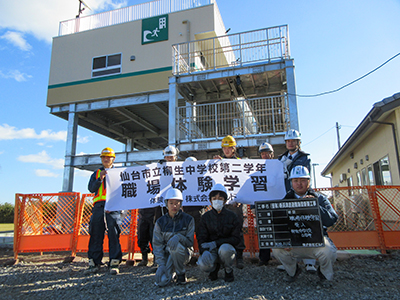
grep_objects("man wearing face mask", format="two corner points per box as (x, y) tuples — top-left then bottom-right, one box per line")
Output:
(196, 184), (241, 282)
(213, 135), (246, 269)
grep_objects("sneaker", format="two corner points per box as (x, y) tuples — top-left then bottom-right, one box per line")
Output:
(224, 270), (234, 282)
(277, 264), (286, 271)
(236, 258), (244, 269)
(284, 264), (302, 282)
(84, 259), (100, 275)
(306, 264), (317, 274)
(109, 259), (120, 275)
(208, 263), (220, 281)
(176, 273), (187, 285)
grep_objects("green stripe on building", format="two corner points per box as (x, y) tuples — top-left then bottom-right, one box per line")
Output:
(48, 66), (172, 89)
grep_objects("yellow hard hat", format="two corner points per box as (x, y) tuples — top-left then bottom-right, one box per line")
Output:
(221, 135), (236, 147)
(100, 147), (115, 157)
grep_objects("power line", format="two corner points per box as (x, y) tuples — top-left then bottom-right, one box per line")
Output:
(302, 126), (335, 146)
(291, 52), (400, 98)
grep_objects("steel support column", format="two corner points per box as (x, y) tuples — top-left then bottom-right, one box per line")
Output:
(169, 76), (178, 145)
(62, 104), (78, 192)
(285, 60), (299, 130)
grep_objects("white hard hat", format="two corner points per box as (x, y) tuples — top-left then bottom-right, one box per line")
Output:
(164, 188), (183, 206)
(285, 129), (301, 140)
(185, 156), (197, 162)
(289, 166), (310, 179)
(163, 145), (178, 157)
(209, 183), (228, 200)
(259, 142), (273, 153)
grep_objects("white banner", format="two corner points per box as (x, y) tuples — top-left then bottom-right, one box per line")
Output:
(105, 159), (286, 211)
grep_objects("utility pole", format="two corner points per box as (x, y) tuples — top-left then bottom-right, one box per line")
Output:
(336, 122), (341, 150)
(312, 163), (319, 188)
(76, 0), (91, 18)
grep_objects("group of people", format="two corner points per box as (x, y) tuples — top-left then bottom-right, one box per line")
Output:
(84, 129), (338, 285)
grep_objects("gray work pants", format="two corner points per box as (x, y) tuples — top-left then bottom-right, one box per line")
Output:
(156, 243), (193, 286)
(272, 236), (337, 280)
(197, 243), (236, 273)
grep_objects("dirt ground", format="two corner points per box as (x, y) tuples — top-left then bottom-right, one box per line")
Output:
(1, 248), (400, 300)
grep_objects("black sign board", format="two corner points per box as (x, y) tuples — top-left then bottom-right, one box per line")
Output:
(255, 198), (324, 248)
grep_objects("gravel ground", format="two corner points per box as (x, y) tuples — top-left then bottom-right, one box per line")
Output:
(0, 248), (399, 300)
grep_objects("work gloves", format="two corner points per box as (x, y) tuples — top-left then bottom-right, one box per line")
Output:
(201, 241), (217, 251)
(167, 235), (181, 251)
(199, 251), (214, 266)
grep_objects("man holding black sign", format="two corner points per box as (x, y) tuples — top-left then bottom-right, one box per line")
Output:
(272, 166), (338, 282)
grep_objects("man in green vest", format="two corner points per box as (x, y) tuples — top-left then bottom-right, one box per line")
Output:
(85, 147), (123, 275)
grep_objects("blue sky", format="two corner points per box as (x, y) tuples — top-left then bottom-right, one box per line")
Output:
(0, 0), (399, 204)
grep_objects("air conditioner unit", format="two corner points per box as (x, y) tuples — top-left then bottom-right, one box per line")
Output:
(339, 173), (347, 183)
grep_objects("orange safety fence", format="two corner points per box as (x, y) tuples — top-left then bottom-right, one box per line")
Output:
(13, 186), (400, 260)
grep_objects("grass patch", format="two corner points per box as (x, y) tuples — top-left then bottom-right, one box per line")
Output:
(0, 223), (14, 231)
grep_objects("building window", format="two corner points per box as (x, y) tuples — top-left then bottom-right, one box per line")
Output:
(356, 171), (361, 186)
(367, 165), (374, 185)
(347, 176), (353, 196)
(372, 155), (392, 185)
(92, 53), (122, 77)
(380, 155), (392, 185)
(361, 168), (367, 185)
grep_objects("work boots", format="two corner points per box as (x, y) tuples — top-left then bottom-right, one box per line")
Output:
(236, 251), (244, 269)
(224, 270), (234, 282)
(109, 259), (120, 275)
(137, 252), (148, 266)
(208, 263), (220, 281)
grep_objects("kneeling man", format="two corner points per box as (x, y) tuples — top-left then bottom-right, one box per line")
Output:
(153, 188), (194, 286)
(197, 184), (241, 282)
(273, 166), (338, 282)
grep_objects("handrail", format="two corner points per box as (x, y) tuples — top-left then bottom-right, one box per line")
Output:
(59, 0), (216, 36)
(177, 95), (289, 142)
(172, 25), (290, 75)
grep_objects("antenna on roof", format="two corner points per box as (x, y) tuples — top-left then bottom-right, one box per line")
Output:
(76, 0), (91, 18)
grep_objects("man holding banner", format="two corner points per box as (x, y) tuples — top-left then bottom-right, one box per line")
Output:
(272, 166), (338, 282)
(214, 135), (246, 269)
(85, 147), (123, 275)
(136, 145), (177, 267)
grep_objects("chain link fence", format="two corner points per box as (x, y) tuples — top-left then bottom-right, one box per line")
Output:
(13, 186), (400, 259)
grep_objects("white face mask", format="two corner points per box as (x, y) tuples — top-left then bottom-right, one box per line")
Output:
(212, 200), (224, 212)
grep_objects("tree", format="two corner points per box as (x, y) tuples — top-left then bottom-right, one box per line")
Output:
(0, 203), (14, 223)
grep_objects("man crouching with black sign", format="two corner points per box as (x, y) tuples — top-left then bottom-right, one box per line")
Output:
(272, 166), (338, 282)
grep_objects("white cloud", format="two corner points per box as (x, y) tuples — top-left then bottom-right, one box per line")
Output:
(0, 124), (66, 141)
(18, 150), (64, 169)
(0, 124), (90, 143)
(75, 169), (93, 177)
(0, 70), (32, 82)
(77, 136), (90, 144)
(35, 169), (59, 178)
(0, 0), (129, 43)
(0, 31), (32, 51)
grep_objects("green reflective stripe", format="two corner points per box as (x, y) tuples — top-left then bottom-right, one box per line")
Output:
(48, 66), (172, 89)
